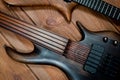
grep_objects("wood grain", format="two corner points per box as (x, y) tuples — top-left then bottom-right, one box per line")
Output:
(4, 0), (120, 8)
(0, 0), (69, 80)
(3, 0), (77, 21)
(0, 0), (120, 80)
(0, 33), (37, 80)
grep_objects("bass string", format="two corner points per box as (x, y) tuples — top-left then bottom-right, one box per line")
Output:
(64, 42), (90, 64)
(1, 17), (66, 51)
(0, 19), (89, 64)
(0, 12), (89, 64)
(0, 25), (66, 53)
(0, 14), (67, 46)
(0, 13), (68, 43)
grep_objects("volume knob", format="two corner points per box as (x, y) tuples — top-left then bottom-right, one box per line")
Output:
(103, 37), (108, 43)
(113, 40), (118, 46)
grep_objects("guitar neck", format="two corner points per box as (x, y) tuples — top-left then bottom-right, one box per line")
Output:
(0, 11), (90, 66)
(0, 11), (68, 53)
(68, 0), (120, 20)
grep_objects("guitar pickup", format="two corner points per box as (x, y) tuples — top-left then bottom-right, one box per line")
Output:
(84, 44), (120, 79)
(84, 44), (104, 74)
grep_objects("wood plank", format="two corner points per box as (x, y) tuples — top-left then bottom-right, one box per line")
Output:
(72, 6), (118, 32)
(0, 33), (37, 80)
(0, 0), (120, 80)
(4, 0), (120, 8)
(0, 1), (70, 80)
(20, 7), (81, 41)
(9, 6), (72, 80)
(3, 0), (77, 21)
(29, 65), (68, 80)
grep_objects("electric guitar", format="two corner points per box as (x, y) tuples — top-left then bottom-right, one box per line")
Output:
(64, 0), (120, 21)
(0, 11), (120, 80)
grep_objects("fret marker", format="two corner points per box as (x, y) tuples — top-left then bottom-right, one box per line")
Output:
(117, 13), (120, 20)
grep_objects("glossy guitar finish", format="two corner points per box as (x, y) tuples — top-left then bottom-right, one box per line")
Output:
(0, 11), (120, 80)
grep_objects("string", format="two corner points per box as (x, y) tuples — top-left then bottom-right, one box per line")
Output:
(0, 17), (68, 53)
(0, 13), (68, 43)
(0, 12), (90, 65)
(0, 19), (89, 64)
(0, 15), (67, 46)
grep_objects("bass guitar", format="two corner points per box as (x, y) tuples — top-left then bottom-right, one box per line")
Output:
(0, 11), (120, 80)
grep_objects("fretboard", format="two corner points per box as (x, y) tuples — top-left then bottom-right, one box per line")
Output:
(0, 11), (68, 53)
(66, 0), (120, 20)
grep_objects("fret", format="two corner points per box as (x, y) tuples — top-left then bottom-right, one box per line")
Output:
(79, 0), (83, 3)
(117, 13), (120, 20)
(105, 5), (112, 16)
(82, 0), (86, 5)
(80, 0), (84, 4)
(75, 0), (82, 3)
(109, 7), (116, 18)
(116, 10), (120, 20)
(96, 0), (102, 12)
(108, 6), (113, 16)
(85, 0), (90, 6)
(90, 0), (96, 9)
(113, 9), (119, 20)
(93, 0), (100, 10)
(100, 2), (106, 13)
(104, 3), (109, 14)
(88, 0), (93, 7)
(112, 8), (118, 18)
(69, 0), (120, 20)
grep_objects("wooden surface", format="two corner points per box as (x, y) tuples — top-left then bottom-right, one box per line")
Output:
(0, 0), (120, 80)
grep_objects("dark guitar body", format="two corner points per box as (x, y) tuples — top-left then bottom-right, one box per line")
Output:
(5, 22), (120, 80)
(6, 44), (91, 80)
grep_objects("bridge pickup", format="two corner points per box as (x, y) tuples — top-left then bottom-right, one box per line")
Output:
(84, 44), (120, 79)
(84, 44), (104, 74)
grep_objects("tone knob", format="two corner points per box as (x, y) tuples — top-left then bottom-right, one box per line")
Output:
(103, 37), (108, 43)
(113, 40), (118, 46)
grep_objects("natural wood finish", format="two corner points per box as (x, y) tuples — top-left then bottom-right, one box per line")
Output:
(3, 0), (120, 21)
(0, 0), (120, 80)
(0, 0), (69, 80)
(0, 12), (68, 53)
(0, 33), (37, 80)
(3, 0), (77, 21)
(4, 0), (120, 8)
(104, 0), (120, 8)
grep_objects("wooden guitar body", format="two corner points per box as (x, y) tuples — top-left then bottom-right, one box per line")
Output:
(0, 0), (120, 80)
(4, 21), (120, 80)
